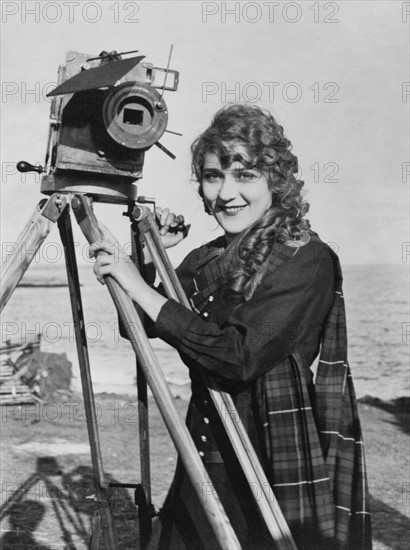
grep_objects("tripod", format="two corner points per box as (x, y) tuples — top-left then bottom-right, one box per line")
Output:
(1, 192), (297, 550)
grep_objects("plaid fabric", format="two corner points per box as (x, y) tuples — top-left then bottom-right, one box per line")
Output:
(314, 250), (372, 549)
(255, 248), (371, 549)
(156, 237), (372, 550)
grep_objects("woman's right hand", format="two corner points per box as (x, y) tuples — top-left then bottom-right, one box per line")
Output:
(155, 207), (190, 249)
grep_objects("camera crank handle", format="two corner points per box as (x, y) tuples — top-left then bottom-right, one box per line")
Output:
(154, 141), (175, 160)
(17, 161), (44, 174)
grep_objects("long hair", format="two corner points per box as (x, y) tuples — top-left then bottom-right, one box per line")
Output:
(191, 104), (310, 301)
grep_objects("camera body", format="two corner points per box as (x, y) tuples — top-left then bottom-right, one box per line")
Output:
(41, 50), (179, 203)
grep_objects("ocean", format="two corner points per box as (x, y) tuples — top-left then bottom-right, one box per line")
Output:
(1, 262), (408, 401)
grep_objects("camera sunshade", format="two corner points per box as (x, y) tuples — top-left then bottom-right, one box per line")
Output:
(47, 56), (146, 97)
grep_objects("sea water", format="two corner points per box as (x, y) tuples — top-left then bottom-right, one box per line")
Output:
(1, 263), (408, 401)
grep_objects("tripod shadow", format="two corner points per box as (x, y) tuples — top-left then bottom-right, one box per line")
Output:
(0, 500), (52, 550)
(0, 457), (137, 549)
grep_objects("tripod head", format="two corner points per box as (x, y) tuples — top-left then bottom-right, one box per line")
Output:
(17, 48), (180, 205)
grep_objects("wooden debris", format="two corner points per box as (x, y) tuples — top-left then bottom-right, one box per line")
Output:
(0, 334), (41, 405)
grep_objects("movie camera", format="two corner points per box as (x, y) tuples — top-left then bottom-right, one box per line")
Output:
(17, 49), (179, 203)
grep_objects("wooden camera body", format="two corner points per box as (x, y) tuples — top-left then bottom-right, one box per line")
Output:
(41, 50), (179, 203)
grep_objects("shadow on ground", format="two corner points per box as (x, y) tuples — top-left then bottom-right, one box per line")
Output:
(0, 457), (138, 549)
(370, 495), (410, 550)
(358, 396), (410, 436)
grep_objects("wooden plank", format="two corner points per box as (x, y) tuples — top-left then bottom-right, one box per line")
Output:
(0, 340), (40, 354)
(0, 395), (36, 405)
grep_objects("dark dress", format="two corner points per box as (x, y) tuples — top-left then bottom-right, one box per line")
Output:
(148, 233), (372, 550)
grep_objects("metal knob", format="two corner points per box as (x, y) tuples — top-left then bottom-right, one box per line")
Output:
(17, 161), (44, 174)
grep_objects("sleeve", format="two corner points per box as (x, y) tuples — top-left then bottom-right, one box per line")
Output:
(143, 247), (200, 338)
(154, 243), (335, 383)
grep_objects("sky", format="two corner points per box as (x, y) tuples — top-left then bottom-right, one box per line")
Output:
(1, 0), (409, 267)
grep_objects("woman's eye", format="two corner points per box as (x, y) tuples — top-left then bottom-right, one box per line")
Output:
(236, 171), (259, 182)
(203, 173), (222, 183)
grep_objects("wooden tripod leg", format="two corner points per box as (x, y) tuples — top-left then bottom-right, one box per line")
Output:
(209, 389), (298, 549)
(0, 195), (68, 312)
(130, 224), (153, 549)
(72, 195), (242, 550)
(134, 206), (298, 550)
(57, 207), (118, 550)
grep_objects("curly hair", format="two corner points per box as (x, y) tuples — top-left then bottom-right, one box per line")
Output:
(191, 104), (310, 302)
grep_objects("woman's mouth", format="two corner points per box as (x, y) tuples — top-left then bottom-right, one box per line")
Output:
(219, 205), (248, 215)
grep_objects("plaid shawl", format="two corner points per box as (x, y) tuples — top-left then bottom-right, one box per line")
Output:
(257, 248), (372, 549)
(314, 249), (372, 548)
(186, 240), (372, 549)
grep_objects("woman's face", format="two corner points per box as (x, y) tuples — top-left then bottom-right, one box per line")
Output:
(201, 144), (272, 236)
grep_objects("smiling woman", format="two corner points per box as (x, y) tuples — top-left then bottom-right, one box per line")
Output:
(192, 104), (311, 301)
(92, 104), (372, 550)
(201, 149), (273, 236)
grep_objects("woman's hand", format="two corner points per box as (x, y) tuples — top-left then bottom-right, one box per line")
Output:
(90, 240), (144, 299)
(89, 224), (168, 321)
(155, 207), (190, 249)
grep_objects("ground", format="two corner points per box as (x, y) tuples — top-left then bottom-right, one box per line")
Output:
(0, 394), (408, 549)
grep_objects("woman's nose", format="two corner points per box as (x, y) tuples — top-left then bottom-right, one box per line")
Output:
(217, 175), (238, 202)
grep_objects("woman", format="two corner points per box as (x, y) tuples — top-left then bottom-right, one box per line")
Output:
(91, 104), (372, 550)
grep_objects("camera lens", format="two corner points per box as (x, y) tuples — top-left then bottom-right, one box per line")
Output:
(103, 82), (168, 149)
